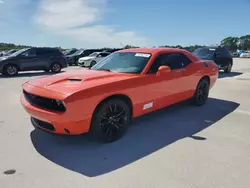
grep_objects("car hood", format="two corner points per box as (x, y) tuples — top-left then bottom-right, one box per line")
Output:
(26, 69), (136, 97)
(0, 56), (13, 62)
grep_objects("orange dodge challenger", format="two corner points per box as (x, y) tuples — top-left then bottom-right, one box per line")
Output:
(21, 48), (219, 142)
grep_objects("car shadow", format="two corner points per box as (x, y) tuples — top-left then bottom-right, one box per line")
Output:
(218, 71), (242, 79)
(30, 98), (239, 177)
(0, 71), (66, 78)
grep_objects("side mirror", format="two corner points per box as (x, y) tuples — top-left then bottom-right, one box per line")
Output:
(157, 65), (171, 75)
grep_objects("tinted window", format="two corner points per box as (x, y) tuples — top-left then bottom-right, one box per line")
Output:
(193, 48), (215, 60)
(220, 48), (231, 57)
(98, 53), (110, 57)
(36, 48), (57, 55)
(149, 52), (191, 73)
(20, 49), (36, 57)
(91, 52), (151, 74)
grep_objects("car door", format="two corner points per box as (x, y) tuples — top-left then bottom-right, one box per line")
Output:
(143, 52), (187, 112)
(18, 48), (39, 71)
(36, 48), (55, 69)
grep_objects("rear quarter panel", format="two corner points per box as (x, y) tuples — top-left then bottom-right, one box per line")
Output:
(182, 51), (218, 93)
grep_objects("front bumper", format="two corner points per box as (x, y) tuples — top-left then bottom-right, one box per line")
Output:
(78, 60), (91, 67)
(21, 93), (91, 135)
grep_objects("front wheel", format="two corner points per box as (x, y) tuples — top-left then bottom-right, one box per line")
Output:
(51, 62), (62, 73)
(3, 64), (19, 76)
(191, 78), (210, 106)
(90, 61), (97, 67)
(90, 99), (131, 143)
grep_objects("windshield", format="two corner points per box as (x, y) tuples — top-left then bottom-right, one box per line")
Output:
(9, 48), (28, 57)
(193, 48), (215, 60)
(73, 49), (84, 56)
(91, 52), (152, 74)
(89, 52), (100, 57)
(5, 49), (17, 56)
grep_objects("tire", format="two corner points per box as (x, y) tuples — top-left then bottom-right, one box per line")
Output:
(224, 61), (232, 73)
(3, 64), (19, 76)
(90, 61), (97, 67)
(191, 78), (210, 106)
(90, 99), (131, 143)
(51, 62), (62, 73)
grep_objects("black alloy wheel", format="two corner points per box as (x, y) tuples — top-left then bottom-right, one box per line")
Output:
(90, 99), (131, 143)
(51, 62), (62, 73)
(3, 64), (19, 76)
(192, 78), (210, 106)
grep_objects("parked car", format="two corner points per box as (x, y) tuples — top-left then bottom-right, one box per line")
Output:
(21, 48), (218, 143)
(233, 49), (244, 57)
(66, 49), (105, 66)
(193, 46), (233, 73)
(78, 52), (111, 67)
(0, 47), (68, 76)
(240, 51), (250, 58)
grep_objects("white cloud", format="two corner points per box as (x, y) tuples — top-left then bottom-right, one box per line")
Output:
(0, 1), (4, 4)
(35, 0), (149, 48)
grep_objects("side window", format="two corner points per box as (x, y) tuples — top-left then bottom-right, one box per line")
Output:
(98, 53), (109, 57)
(148, 52), (191, 73)
(165, 53), (191, 69)
(84, 50), (91, 56)
(22, 49), (36, 57)
(36, 48), (44, 56)
(222, 48), (231, 57)
(148, 54), (166, 73)
(215, 48), (224, 57)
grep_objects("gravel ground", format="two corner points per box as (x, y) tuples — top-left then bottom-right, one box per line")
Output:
(0, 58), (250, 188)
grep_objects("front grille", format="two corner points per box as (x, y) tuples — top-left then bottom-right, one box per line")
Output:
(23, 90), (66, 112)
(31, 117), (55, 132)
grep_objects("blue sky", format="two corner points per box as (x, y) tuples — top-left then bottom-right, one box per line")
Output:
(0, 0), (249, 48)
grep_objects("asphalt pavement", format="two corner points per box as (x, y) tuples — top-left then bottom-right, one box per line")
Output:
(0, 58), (250, 188)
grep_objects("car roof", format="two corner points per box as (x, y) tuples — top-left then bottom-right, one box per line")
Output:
(117, 47), (187, 54)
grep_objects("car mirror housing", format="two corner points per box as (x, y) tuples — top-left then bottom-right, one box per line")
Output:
(157, 65), (171, 75)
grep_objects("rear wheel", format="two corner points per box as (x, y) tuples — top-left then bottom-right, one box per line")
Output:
(51, 62), (61, 73)
(191, 78), (210, 106)
(90, 99), (131, 143)
(3, 64), (19, 76)
(224, 61), (232, 73)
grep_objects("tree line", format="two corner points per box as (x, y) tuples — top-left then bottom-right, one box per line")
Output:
(1, 35), (249, 52)
(220, 35), (250, 51)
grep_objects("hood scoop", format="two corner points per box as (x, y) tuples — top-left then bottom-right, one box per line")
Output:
(67, 78), (83, 82)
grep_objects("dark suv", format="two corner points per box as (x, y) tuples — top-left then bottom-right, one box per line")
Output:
(0, 47), (68, 76)
(193, 46), (233, 73)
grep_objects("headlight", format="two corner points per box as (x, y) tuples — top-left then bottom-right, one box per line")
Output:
(55, 100), (66, 108)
